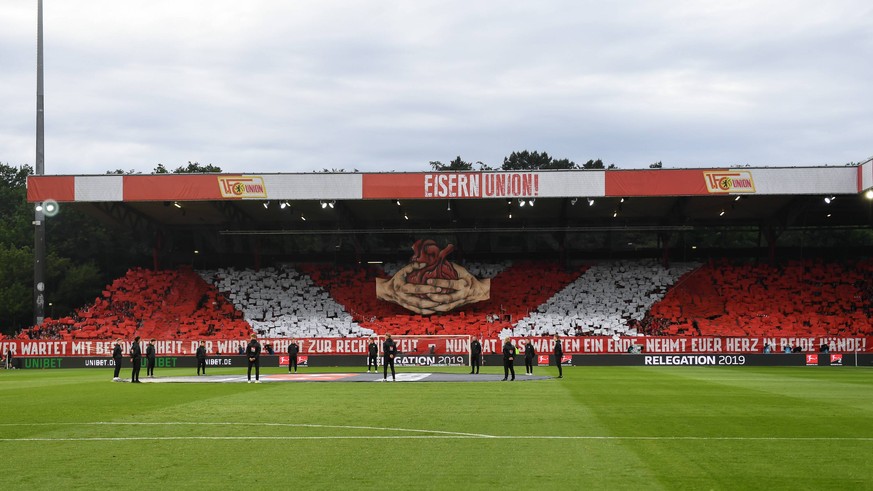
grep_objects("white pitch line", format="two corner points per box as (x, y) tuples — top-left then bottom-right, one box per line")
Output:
(1, 435), (872, 442)
(0, 422), (871, 442)
(0, 421), (496, 438)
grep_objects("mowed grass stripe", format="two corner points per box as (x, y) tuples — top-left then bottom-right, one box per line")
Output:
(0, 366), (870, 489)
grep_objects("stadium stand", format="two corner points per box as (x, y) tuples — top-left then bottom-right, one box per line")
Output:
(18, 267), (251, 341)
(199, 266), (375, 338)
(647, 259), (873, 337)
(16, 258), (872, 341)
(298, 260), (586, 338)
(509, 260), (700, 338)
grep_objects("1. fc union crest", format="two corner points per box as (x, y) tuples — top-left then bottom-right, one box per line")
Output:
(703, 170), (756, 194)
(218, 176), (267, 198)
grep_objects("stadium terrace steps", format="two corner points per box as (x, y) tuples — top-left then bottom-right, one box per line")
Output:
(300, 261), (587, 337)
(199, 266), (374, 338)
(17, 259), (872, 341)
(648, 259), (873, 337)
(19, 267), (251, 341)
(511, 260), (700, 338)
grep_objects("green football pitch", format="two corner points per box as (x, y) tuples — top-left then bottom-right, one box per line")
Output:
(1, 366), (871, 490)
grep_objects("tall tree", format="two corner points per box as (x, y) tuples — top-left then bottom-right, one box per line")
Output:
(502, 150), (577, 170)
(173, 161), (222, 173)
(430, 156), (473, 171)
(0, 162), (148, 334)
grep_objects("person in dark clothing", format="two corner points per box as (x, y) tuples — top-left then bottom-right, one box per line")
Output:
(246, 334), (261, 383)
(367, 338), (378, 373)
(5, 347), (13, 370)
(196, 341), (207, 376)
(553, 334), (564, 378)
(288, 339), (300, 373)
(523, 339), (537, 375)
(382, 334), (397, 381)
(469, 336), (482, 374)
(502, 338), (516, 381)
(146, 339), (156, 378)
(112, 338), (123, 381)
(130, 336), (142, 383)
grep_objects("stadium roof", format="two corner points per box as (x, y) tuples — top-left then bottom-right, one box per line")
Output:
(26, 163), (873, 233)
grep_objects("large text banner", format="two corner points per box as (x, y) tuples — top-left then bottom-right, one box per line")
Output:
(1, 336), (868, 358)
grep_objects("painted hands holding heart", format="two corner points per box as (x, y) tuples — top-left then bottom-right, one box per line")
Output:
(375, 240), (491, 315)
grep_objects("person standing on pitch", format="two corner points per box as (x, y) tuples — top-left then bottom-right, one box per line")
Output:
(196, 340), (207, 376)
(367, 337), (378, 373)
(553, 334), (564, 378)
(502, 338), (516, 381)
(288, 339), (300, 373)
(246, 334), (261, 383)
(382, 334), (397, 381)
(524, 338), (536, 375)
(130, 336), (142, 383)
(469, 336), (482, 374)
(112, 338), (123, 381)
(146, 339), (156, 378)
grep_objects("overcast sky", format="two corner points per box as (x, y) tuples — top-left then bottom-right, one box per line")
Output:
(1, 1), (872, 175)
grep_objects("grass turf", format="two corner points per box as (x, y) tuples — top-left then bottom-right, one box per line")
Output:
(1, 365), (871, 490)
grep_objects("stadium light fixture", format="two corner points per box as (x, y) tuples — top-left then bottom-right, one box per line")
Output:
(587, 198), (595, 206)
(827, 213), (832, 218)
(719, 209), (725, 216)
(570, 198), (578, 205)
(824, 196), (836, 204)
(528, 199), (535, 207)
(328, 200), (335, 209)
(734, 196), (741, 201)
(395, 199), (401, 206)
(280, 201), (290, 210)
(300, 214), (306, 221)
(613, 210), (618, 218)
(173, 201), (182, 209)
(866, 189), (873, 200)
(518, 198), (526, 207)
(446, 201), (451, 211)
(508, 212), (512, 219)
(404, 213), (409, 220)
(321, 201), (327, 209)
(620, 197), (626, 203)
(262, 201), (269, 209)
(35, 202), (43, 212)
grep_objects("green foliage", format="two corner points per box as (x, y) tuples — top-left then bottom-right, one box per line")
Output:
(430, 156), (473, 171)
(503, 150), (577, 170)
(173, 161), (222, 173)
(0, 162), (147, 332)
(0, 244), (32, 331)
(0, 163), (32, 246)
(430, 158), (493, 171)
